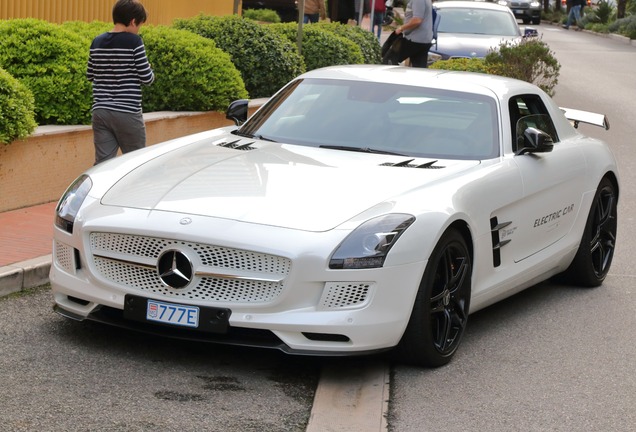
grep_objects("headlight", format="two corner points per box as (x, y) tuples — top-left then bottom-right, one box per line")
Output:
(329, 214), (415, 269)
(55, 174), (92, 233)
(530, 1), (541, 7)
(497, 0), (509, 6)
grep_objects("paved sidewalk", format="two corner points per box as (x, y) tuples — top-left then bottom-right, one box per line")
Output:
(0, 201), (56, 296)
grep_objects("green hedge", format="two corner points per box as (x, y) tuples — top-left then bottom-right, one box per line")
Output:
(431, 38), (560, 97)
(140, 26), (248, 112)
(243, 8), (282, 23)
(174, 14), (305, 98)
(315, 22), (382, 64)
(0, 68), (37, 144)
(269, 22), (364, 72)
(0, 18), (92, 125)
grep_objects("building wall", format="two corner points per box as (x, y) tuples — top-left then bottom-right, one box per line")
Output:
(0, 0), (240, 25)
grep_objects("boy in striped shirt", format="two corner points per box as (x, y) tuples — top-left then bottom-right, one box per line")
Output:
(87, 0), (154, 165)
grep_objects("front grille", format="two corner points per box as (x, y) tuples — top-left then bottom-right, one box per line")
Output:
(90, 233), (291, 304)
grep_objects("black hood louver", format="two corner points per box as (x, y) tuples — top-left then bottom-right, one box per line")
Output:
(380, 159), (444, 169)
(217, 139), (257, 150)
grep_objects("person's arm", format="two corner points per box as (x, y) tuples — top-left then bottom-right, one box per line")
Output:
(396, 16), (423, 35)
(319, 0), (327, 19)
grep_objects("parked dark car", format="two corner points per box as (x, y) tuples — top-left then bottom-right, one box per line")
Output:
(242, 0), (299, 22)
(497, 0), (541, 25)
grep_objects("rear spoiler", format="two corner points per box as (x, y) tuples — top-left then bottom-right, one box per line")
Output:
(560, 107), (610, 130)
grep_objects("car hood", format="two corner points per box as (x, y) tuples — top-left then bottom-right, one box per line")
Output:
(101, 135), (480, 231)
(433, 33), (520, 58)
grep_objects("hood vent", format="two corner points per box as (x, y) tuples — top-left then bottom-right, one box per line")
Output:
(217, 139), (257, 151)
(380, 159), (444, 169)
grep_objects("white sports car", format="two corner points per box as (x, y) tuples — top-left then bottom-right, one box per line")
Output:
(50, 65), (618, 367)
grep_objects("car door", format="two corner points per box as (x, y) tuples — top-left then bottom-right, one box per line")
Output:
(503, 94), (587, 263)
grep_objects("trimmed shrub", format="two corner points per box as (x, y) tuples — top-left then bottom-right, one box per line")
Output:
(608, 15), (636, 39)
(243, 8), (282, 23)
(174, 14), (304, 98)
(430, 38), (560, 96)
(0, 68), (37, 144)
(139, 26), (248, 112)
(61, 20), (113, 44)
(430, 58), (490, 73)
(0, 19), (92, 125)
(315, 21), (382, 64)
(269, 22), (364, 72)
(484, 38), (560, 96)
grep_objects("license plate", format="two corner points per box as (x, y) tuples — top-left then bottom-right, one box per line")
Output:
(123, 294), (231, 334)
(146, 300), (199, 328)
(514, 9), (522, 13)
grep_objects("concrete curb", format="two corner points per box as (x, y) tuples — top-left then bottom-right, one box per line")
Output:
(307, 360), (390, 432)
(0, 255), (51, 297)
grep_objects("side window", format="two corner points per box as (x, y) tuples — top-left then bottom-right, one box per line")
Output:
(508, 94), (559, 152)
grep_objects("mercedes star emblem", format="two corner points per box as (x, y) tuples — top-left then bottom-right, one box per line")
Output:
(157, 249), (193, 289)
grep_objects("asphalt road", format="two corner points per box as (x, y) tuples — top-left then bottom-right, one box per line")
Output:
(389, 24), (636, 431)
(1, 23), (635, 432)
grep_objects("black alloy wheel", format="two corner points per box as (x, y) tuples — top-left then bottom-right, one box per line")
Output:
(397, 228), (472, 367)
(559, 177), (617, 287)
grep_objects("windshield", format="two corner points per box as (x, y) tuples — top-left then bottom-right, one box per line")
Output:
(239, 78), (500, 160)
(437, 8), (520, 36)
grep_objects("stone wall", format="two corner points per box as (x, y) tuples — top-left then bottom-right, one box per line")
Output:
(0, 102), (264, 213)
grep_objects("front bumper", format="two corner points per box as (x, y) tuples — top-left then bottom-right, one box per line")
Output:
(50, 213), (428, 355)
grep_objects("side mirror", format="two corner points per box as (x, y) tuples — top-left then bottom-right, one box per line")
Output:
(523, 27), (539, 38)
(516, 127), (554, 155)
(226, 99), (249, 126)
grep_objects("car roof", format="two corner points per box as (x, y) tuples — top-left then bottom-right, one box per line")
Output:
(434, 0), (515, 12)
(297, 65), (540, 100)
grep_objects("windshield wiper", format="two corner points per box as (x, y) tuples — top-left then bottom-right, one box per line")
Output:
(253, 134), (277, 142)
(319, 145), (406, 156)
(231, 130), (278, 142)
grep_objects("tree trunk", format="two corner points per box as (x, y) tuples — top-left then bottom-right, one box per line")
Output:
(617, 0), (626, 18)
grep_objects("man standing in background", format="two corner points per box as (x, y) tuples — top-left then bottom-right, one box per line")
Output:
(304, 0), (327, 23)
(390, 0), (433, 67)
(87, 0), (154, 165)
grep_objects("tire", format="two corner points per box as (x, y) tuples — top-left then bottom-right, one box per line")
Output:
(532, 18), (541, 25)
(559, 177), (617, 287)
(396, 228), (472, 367)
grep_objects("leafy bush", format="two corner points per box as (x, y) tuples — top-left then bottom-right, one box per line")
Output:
(484, 38), (560, 96)
(0, 68), (37, 144)
(315, 21), (382, 64)
(581, 1), (615, 26)
(608, 14), (636, 39)
(269, 22), (364, 71)
(139, 26), (248, 112)
(61, 20), (113, 44)
(243, 8), (281, 23)
(0, 19), (92, 125)
(430, 58), (490, 73)
(430, 38), (560, 96)
(174, 14), (304, 98)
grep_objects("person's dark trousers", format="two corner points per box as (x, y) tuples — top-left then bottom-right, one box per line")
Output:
(304, 13), (319, 23)
(383, 38), (433, 68)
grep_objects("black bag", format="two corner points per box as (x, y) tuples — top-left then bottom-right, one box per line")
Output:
(381, 31), (405, 64)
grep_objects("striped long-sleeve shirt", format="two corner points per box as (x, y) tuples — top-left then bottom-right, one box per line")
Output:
(87, 32), (154, 114)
